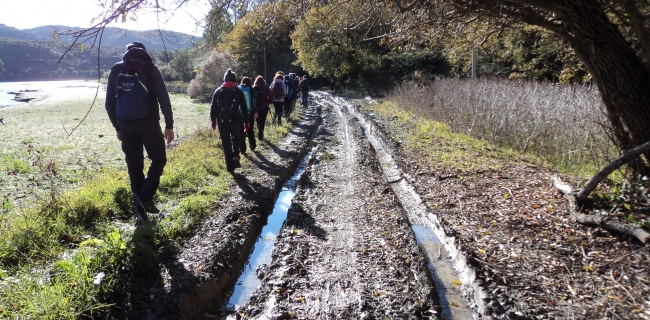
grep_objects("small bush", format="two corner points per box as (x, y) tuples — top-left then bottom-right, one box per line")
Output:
(188, 51), (239, 102)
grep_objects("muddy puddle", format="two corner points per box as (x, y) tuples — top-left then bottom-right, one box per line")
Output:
(226, 131), (319, 310)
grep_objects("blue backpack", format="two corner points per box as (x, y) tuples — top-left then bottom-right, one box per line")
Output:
(284, 77), (295, 100)
(239, 85), (253, 113)
(115, 59), (152, 122)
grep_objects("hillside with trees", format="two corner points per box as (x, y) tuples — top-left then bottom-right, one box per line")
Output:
(0, 37), (124, 81)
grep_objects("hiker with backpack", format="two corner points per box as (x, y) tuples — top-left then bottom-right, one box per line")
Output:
(270, 73), (287, 125)
(105, 42), (174, 223)
(299, 75), (310, 108)
(238, 77), (257, 153)
(283, 74), (296, 120)
(252, 76), (274, 141)
(211, 69), (247, 173)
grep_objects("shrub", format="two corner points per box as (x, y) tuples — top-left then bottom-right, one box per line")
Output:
(188, 51), (239, 102)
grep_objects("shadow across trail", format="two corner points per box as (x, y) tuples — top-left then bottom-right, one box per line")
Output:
(107, 223), (200, 320)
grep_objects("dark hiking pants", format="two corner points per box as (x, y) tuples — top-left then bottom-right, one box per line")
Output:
(256, 109), (269, 140)
(120, 121), (167, 204)
(218, 120), (241, 172)
(301, 90), (309, 107)
(272, 101), (284, 126)
(240, 110), (257, 153)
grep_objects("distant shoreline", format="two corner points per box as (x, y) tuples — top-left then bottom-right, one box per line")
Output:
(0, 80), (104, 109)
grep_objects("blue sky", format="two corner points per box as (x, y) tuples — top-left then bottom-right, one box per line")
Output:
(0, 0), (209, 36)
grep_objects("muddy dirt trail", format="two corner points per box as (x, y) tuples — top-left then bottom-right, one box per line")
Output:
(226, 93), (439, 319)
(130, 92), (481, 320)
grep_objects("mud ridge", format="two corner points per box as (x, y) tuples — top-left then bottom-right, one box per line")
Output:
(134, 105), (323, 319)
(229, 92), (439, 319)
(341, 94), (487, 319)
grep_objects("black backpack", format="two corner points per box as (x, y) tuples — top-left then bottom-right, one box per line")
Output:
(115, 59), (152, 122)
(284, 78), (295, 100)
(253, 86), (264, 108)
(215, 87), (240, 122)
(300, 78), (309, 90)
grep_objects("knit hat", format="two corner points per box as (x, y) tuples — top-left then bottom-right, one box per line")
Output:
(126, 42), (146, 51)
(224, 69), (237, 82)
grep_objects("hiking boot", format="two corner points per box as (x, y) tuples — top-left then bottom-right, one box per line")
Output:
(233, 156), (241, 168)
(132, 197), (150, 225)
(137, 197), (161, 214)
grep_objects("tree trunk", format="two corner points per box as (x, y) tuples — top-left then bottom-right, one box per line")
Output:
(557, 0), (650, 171)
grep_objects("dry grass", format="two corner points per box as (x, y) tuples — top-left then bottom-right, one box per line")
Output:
(388, 78), (616, 177)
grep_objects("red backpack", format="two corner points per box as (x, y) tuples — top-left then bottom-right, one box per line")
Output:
(271, 81), (284, 101)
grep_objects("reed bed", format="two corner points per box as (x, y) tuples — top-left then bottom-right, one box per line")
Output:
(389, 78), (616, 176)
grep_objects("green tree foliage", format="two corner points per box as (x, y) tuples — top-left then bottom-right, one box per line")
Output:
(167, 48), (195, 82)
(291, 1), (448, 93)
(291, 4), (381, 84)
(204, 1), (234, 47)
(221, 2), (297, 79)
(442, 23), (588, 83)
(188, 50), (239, 101)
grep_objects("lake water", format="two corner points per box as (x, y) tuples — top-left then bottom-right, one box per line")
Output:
(0, 80), (102, 108)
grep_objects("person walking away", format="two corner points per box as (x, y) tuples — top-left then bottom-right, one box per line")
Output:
(105, 42), (174, 223)
(270, 74), (286, 125)
(283, 74), (295, 120)
(290, 73), (299, 113)
(299, 75), (310, 108)
(238, 77), (257, 153)
(252, 76), (274, 141)
(211, 69), (246, 173)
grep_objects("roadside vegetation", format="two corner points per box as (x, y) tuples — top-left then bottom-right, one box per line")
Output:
(367, 79), (649, 232)
(387, 78), (614, 177)
(0, 92), (299, 318)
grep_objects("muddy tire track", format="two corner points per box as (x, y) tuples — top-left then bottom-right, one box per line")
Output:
(231, 93), (438, 319)
(129, 105), (322, 320)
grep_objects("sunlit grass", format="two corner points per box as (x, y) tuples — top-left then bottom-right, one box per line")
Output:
(367, 101), (535, 172)
(0, 93), (300, 318)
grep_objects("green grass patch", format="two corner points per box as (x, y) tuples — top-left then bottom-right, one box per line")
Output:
(0, 100), (300, 318)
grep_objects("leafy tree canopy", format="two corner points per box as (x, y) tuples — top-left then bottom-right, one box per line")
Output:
(222, 2), (297, 79)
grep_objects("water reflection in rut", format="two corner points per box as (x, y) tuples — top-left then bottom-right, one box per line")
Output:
(226, 149), (314, 309)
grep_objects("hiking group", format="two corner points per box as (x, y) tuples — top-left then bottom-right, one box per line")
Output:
(210, 69), (310, 173)
(105, 41), (310, 224)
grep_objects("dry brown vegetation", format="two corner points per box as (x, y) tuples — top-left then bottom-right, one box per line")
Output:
(389, 78), (615, 177)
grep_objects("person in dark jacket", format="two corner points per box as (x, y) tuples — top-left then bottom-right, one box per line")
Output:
(269, 73), (286, 126)
(210, 69), (247, 173)
(105, 42), (174, 222)
(238, 77), (257, 153)
(252, 76), (274, 141)
(299, 75), (310, 107)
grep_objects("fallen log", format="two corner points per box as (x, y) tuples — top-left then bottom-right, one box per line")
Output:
(553, 177), (650, 244)
(576, 141), (650, 204)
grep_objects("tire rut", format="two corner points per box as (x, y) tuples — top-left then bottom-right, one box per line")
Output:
(229, 93), (438, 319)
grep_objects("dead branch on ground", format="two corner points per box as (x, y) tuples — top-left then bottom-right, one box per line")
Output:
(553, 176), (650, 244)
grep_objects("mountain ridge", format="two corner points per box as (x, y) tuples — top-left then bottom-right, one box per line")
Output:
(0, 23), (200, 51)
